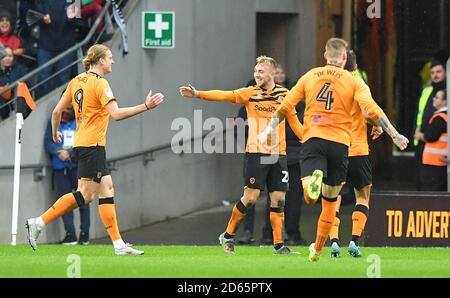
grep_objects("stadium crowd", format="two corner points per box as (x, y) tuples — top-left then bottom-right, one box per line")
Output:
(0, 0), (127, 121)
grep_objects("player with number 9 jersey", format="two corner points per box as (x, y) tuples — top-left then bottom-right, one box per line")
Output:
(25, 44), (164, 256)
(63, 72), (115, 147)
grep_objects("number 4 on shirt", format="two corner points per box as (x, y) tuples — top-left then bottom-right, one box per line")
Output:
(316, 83), (334, 110)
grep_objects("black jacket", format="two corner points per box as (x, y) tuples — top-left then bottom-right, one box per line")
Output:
(0, 62), (28, 101)
(36, 0), (77, 52)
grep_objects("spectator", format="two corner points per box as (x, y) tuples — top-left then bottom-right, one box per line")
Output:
(0, 10), (25, 57)
(44, 106), (90, 245)
(414, 89), (448, 191)
(18, 0), (36, 31)
(274, 64), (294, 89)
(420, 49), (449, 87)
(413, 61), (447, 190)
(0, 1), (17, 20)
(35, 0), (78, 97)
(16, 1), (40, 68)
(0, 46), (28, 119)
(0, 43), (5, 59)
(80, 0), (107, 35)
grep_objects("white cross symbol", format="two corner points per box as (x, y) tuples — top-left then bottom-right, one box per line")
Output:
(148, 14), (169, 38)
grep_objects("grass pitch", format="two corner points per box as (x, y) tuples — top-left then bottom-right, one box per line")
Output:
(0, 245), (448, 278)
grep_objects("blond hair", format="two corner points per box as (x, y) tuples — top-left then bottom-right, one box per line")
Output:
(83, 44), (110, 68)
(256, 55), (277, 70)
(325, 38), (348, 59)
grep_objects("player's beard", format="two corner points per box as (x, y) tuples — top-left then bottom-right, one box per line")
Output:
(258, 77), (271, 89)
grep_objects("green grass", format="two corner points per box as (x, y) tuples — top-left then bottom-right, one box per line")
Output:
(0, 245), (448, 278)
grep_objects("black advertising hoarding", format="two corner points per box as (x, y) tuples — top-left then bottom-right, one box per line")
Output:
(365, 191), (450, 247)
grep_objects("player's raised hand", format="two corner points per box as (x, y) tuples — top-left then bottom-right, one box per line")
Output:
(145, 90), (164, 110)
(53, 131), (63, 144)
(371, 126), (383, 140)
(179, 84), (199, 98)
(393, 134), (409, 151)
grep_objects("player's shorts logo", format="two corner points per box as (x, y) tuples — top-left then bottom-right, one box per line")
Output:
(97, 172), (102, 179)
(249, 177), (256, 184)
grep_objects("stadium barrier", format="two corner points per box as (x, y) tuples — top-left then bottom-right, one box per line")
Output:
(365, 191), (450, 247)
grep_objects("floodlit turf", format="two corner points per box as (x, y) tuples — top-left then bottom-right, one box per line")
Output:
(0, 245), (448, 278)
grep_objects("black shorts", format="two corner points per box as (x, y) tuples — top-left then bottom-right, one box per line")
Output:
(73, 146), (110, 183)
(300, 138), (348, 186)
(244, 153), (289, 192)
(346, 155), (372, 190)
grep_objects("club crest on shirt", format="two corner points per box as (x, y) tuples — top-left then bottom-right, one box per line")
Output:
(253, 94), (266, 100)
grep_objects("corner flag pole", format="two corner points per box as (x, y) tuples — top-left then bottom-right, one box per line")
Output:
(11, 111), (24, 246)
(11, 82), (36, 246)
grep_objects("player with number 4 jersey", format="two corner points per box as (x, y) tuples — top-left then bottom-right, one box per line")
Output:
(258, 38), (409, 262)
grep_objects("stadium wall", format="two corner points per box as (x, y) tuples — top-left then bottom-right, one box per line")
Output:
(0, 0), (317, 244)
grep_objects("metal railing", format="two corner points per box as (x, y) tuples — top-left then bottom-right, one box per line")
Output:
(0, 164), (48, 182)
(106, 127), (234, 169)
(0, 128), (236, 180)
(0, 0), (114, 111)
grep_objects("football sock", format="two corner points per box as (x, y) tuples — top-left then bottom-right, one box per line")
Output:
(41, 192), (78, 225)
(352, 204), (369, 244)
(329, 211), (340, 244)
(98, 197), (122, 242)
(315, 197), (337, 252)
(270, 207), (284, 247)
(225, 200), (248, 238)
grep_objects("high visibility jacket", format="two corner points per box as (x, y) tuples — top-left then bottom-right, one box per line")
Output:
(414, 86), (434, 146)
(355, 68), (368, 85)
(423, 112), (448, 166)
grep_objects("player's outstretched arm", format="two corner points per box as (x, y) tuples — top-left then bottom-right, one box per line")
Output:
(179, 84), (199, 98)
(179, 84), (238, 103)
(374, 115), (409, 150)
(105, 90), (164, 121)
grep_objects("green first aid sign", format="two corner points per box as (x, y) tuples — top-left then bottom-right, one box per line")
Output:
(142, 11), (175, 49)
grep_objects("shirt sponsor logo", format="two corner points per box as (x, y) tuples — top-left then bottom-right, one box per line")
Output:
(254, 105), (276, 113)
